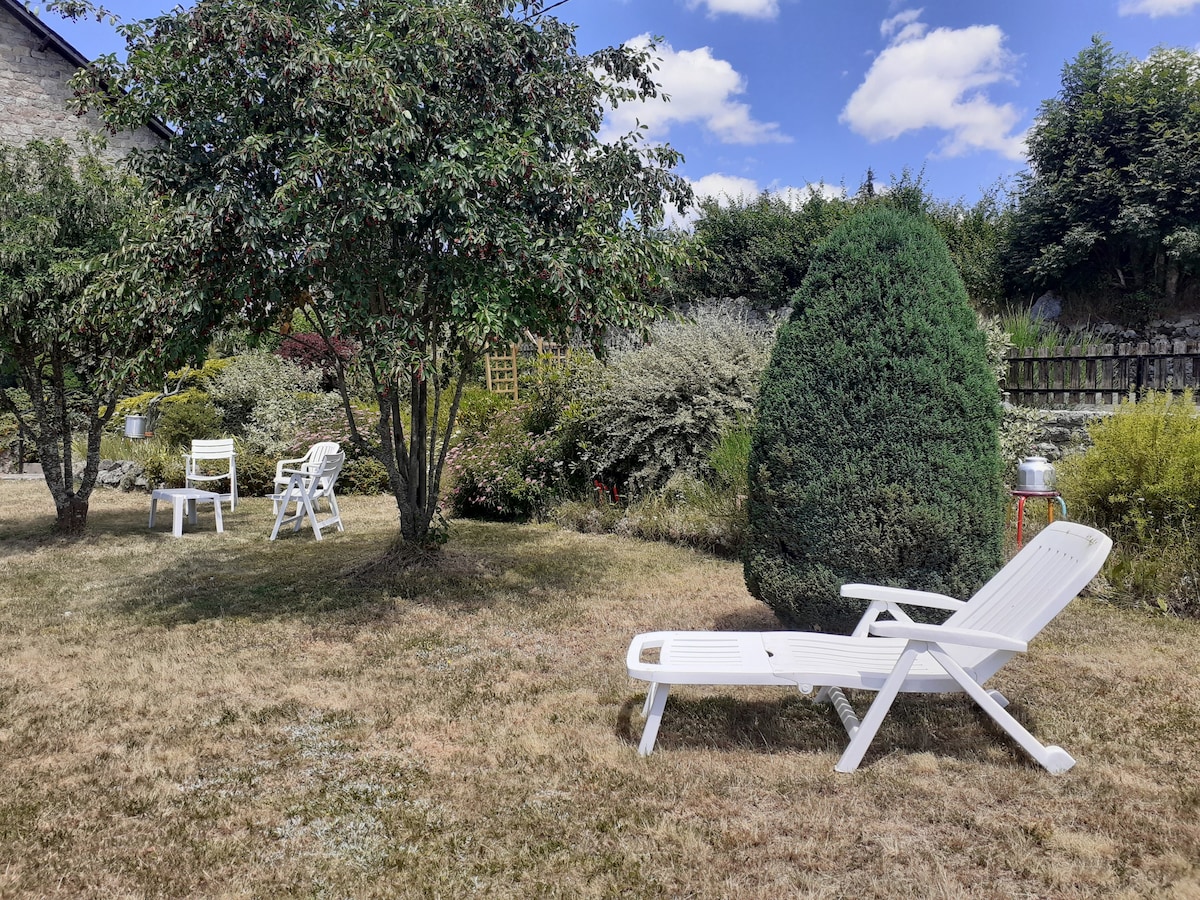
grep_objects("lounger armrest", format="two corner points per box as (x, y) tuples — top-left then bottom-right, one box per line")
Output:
(868, 620), (1027, 652)
(841, 584), (966, 611)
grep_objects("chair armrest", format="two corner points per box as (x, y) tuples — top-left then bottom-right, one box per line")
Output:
(275, 456), (304, 478)
(841, 584), (966, 611)
(868, 620), (1027, 652)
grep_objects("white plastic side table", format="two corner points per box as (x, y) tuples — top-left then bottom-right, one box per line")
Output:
(149, 487), (224, 537)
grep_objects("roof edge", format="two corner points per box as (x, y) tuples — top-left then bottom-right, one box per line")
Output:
(4, 0), (174, 143)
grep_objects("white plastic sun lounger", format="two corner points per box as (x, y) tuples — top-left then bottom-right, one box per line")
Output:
(627, 521), (1112, 773)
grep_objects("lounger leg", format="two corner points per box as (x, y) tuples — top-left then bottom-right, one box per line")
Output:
(642, 682), (658, 718)
(149, 498), (158, 529)
(638, 682), (671, 756)
(928, 647), (1075, 774)
(835, 645), (919, 773)
(213, 498), (224, 534)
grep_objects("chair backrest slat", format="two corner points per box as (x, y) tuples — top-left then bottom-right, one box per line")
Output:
(189, 438), (236, 459)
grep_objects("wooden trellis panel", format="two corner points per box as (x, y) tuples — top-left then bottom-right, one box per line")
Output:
(485, 343), (519, 400)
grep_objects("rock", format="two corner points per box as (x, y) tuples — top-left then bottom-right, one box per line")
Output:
(1030, 291), (1062, 321)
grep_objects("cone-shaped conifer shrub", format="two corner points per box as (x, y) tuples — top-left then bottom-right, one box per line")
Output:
(744, 206), (1004, 632)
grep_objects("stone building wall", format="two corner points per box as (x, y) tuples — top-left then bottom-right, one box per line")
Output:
(1030, 409), (1108, 461)
(0, 2), (162, 158)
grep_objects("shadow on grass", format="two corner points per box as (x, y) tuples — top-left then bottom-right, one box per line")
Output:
(617, 691), (1049, 771)
(104, 516), (623, 627)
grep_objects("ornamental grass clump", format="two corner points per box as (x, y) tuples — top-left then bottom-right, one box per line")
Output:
(744, 207), (1005, 633)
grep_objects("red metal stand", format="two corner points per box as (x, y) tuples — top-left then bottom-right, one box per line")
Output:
(1010, 490), (1066, 548)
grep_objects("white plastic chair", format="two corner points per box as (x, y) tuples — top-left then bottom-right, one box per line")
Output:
(269, 451), (345, 541)
(272, 441), (340, 513)
(627, 521), (1112, 773)
(183, 438), (238, 510)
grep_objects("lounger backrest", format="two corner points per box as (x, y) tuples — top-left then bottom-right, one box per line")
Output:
(942, 521), (1112, 677)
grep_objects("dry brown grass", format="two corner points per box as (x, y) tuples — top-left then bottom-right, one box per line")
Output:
(1, 479), (1199, 898)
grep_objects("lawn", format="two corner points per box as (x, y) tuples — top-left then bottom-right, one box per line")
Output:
(1, 480), (1198, 898)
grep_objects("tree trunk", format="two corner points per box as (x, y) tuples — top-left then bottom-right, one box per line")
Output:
(54, 495), (89, 536)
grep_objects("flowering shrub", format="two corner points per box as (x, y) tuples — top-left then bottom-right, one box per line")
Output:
(288, 398), (377, 458)
(445, 409), (565, 519)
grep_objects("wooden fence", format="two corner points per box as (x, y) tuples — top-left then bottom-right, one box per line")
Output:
(1005, 340), (1200, 406)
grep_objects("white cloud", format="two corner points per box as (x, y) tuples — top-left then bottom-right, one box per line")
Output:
(1119, 0), (1200, 15)
(841, 11), (1026, 160)
(687, 0), (779, 20)
(602, 35), (790, 145)
(665, 174), (843, 228)
(881, 8), (926, 41)
(778, 182), (846, 206)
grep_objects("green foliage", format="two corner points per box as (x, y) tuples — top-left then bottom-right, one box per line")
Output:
(243, 390), (342, 456)
(446, 408), (564, 520)
(207, 351), (322, 431)
(678, 172), (1011, 315)
(229, 445), (279, 497)
(454, 386), (514, 435)
(1009, 38), (1200, 316)
(1056, 392), (1200, 617)
(590, 304), (777, 492)
(73, 0), (697, 545)
(1056, 392), (1200, 541)
(977, 313), (1012, 387)
(707, 422), (752, 497)
(999, 405), (1050, 485)
(553, 471), (747, 557)
(135, 441), (186, 489)
(152, 389), (222, 448)
(745, 207), (1006, 632)
(618, 473), (747, 556)
(1000, 307), (1102, 351)
(339, 456), (390, 495)
(678, 189), (855, 308)
(516, 352), (607, 488)
(925, 187), (1012, 314)
(1098, 530), (1200, 618)
(0, 138), (201, 531)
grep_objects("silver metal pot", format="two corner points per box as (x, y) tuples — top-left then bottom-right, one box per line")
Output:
(1016, 456), (1055, 491)
(124, 415), (147, 439)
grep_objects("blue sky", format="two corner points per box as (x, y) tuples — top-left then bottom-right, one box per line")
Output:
(37, 0), (1200, 222)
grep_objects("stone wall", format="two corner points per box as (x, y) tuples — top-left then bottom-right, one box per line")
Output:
(1030, 408), (1109, 461)
(1086, 316), (1200, 344)
(0, 3), (161, 159)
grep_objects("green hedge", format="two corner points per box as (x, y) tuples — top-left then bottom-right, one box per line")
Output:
(744, 207), (1005, 632)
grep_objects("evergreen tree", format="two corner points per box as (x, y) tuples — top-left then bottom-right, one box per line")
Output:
(744, 206), (1004, 632)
